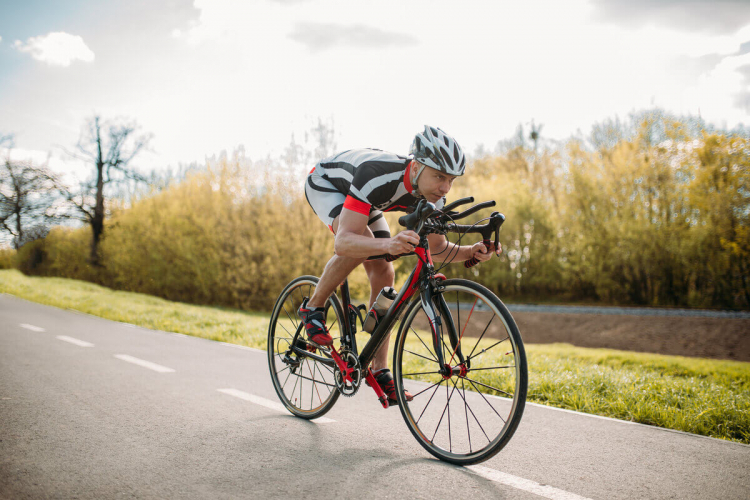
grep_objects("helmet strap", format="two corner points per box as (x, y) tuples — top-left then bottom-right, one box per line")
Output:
(410, 160), (427, 196)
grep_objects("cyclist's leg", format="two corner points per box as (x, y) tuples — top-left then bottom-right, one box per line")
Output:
(304, 171), (364, 309)
(306, 212), (383, 309)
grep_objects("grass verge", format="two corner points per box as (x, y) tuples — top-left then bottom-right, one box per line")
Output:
(2, 269), (748, 444)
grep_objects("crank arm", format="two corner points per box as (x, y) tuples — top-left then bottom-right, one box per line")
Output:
(364, 368), (389, 409)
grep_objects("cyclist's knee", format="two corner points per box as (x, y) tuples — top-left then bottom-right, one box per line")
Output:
(365, 259), (395, 287)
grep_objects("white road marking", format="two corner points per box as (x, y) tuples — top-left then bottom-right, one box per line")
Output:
(20, 323), (45, 332)
(217, 388), (336, 424)
(465, 465), (594, 500)
(114, 354), (175, 373)
(56, 335), (94, 347)
(220, 342), (264, 353)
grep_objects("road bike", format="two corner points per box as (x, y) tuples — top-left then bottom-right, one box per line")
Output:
(267, 197), (527, 465)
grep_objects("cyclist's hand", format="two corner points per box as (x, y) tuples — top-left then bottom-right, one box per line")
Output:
(470, 241), (501, 262)
(388, 231), (419, 255)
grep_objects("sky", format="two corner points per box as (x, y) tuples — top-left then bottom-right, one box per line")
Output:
(1, 0), (749, 179)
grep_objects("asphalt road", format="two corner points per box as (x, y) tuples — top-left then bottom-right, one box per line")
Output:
(1, 294), (748, 500)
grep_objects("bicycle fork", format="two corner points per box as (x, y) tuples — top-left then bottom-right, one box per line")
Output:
(420, 286), (467, 377)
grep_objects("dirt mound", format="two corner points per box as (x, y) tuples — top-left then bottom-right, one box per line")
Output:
(416, 309), (750, 361)
(513, 312), (750, 361)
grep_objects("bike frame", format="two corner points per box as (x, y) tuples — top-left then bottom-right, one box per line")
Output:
(290, 233), (465, 409)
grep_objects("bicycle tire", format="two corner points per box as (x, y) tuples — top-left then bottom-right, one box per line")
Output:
(267, 275), (344, 419)
(393, 278), (527, 465)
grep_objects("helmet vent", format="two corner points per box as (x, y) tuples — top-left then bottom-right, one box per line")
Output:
(439, 147), (453, 168)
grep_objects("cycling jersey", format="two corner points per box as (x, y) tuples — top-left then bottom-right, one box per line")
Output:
(306, 149), (445, 228)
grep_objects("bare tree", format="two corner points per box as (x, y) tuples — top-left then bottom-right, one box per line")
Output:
(0, 142), (63, 249)
(61, 115), (152, 265)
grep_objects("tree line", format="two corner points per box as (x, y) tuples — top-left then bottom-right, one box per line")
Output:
(1, 111), (748, 310)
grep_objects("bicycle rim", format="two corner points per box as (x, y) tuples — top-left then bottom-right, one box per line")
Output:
(393, 279), (527, 464)
(267, 276), (343, 419)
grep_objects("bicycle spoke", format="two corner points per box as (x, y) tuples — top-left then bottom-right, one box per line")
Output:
(467, 314), (496, 360)
(410, 327), (439, 362)
(448, 297), (477, 365)
(461, 378), (472, 453)
(298, 358), (304, 406)
(275, 364), (291, 376)
(464, 376), (513, 398)
(430, 381), (458, 443)
(411, 379), (444, 399)
(466, 379), (507, 423)
(416, 380), (444, 424)
(313, 362), (332, 402)
(454, 376), (491, 444)
(287, 370), (336, 389)
(282, 303), (299, 330)
(455, 291), (460, 348)
(305, 358), (317, 407)
(468, 365), (516, 372)
(277, 320), (294, 338)
(403, 349), (440, 364)
(447, 379), (452, 452)
(402, 370), (443, 376)
(467, 336), (510, 363)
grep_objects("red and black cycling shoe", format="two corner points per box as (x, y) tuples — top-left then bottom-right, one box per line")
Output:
(366, 368), (414, 407)
(298, 301), (334, 347)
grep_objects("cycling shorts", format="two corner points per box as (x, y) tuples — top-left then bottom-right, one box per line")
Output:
(305, 169), (391, 238)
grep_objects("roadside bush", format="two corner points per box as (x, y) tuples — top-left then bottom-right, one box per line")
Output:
(15, 239), (46, 275)
(0, 247), (15, 269)
(20, 111), (750, 311)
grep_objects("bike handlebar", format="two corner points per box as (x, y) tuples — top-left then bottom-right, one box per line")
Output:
(366, 199), (505, 268)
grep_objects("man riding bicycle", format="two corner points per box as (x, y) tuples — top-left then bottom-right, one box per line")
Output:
(301, 125), (501, 406)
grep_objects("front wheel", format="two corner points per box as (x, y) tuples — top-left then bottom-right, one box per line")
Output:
(393, 279), (527, 465)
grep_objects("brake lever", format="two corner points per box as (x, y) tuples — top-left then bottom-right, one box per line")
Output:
(465, 212), (505, 268)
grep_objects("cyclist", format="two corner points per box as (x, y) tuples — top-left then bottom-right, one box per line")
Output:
(300, 125), (501, 406)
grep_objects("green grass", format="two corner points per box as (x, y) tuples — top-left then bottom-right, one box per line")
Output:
(0, 269), (269, 349)
(2, 269), (749, 444)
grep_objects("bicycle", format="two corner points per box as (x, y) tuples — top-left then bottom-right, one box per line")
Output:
(267, 197), (527, 465)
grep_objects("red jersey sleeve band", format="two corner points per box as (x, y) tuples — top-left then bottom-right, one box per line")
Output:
(343, 195), (371, 215)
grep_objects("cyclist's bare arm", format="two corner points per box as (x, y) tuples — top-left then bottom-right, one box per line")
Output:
(426, 233), (501, 265)
(334, 208), (420, 258)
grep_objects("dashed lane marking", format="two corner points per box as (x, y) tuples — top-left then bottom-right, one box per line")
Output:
(114, 354), (175, 373)
(19, 323), (45, 332)
(465, 465), (595, 500)
(56, 335), (94, 347)
(217, 388), (336, 424)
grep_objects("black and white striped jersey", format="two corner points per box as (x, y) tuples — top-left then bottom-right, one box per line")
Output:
(310, 148), (444, 216)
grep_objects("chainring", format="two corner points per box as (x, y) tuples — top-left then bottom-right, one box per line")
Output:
(334, 349), (362, 397)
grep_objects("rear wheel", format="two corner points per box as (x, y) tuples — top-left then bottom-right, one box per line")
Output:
(267, 276), (344, 419)
(393, 279), (527, 464)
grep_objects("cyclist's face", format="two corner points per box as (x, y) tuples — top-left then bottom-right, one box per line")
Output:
(418, 166), (457, 203)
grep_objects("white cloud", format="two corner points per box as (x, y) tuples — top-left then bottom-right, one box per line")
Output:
(679, 52), (750, 125)
(14, 32), (95, 67)
(0, 147), (89, 182)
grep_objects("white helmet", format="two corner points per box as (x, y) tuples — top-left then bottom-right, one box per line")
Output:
(410, 125), (466, 177)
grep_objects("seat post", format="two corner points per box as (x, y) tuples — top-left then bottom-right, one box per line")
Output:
(338, 280), (357, 352)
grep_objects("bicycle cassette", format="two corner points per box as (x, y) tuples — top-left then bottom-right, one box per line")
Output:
(334, 350), (362, 397)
